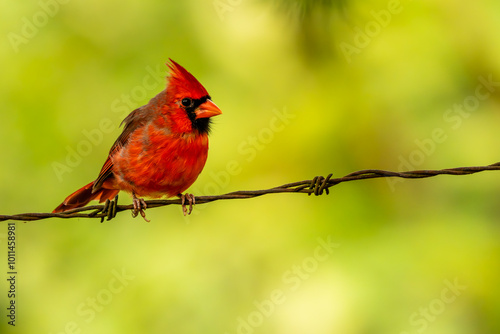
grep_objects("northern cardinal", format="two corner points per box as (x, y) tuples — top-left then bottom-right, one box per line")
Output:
(53, 59), (222, 220)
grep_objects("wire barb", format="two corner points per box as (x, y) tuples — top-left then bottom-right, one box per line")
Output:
(99, 195), (119, 222)
(1, 162), (499, 222)
(308, 173), (333, 196)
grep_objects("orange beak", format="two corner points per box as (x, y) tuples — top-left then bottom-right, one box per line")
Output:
(195, 99), (222, 119)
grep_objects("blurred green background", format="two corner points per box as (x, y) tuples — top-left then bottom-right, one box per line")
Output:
(1, 0), (500, 333)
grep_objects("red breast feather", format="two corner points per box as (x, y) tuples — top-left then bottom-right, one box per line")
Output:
(110, 123), (209, 198)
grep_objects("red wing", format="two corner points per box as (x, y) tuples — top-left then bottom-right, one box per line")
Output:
(92, 107), (148, 192)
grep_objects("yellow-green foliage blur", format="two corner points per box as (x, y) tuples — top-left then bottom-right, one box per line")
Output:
(1, 0), (499, 333)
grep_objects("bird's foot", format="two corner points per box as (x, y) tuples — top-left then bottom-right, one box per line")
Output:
(180, 193), (195, 216)
(132, 193), (150, 222)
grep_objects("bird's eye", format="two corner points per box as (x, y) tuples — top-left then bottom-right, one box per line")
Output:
(181, 98), (193, 108)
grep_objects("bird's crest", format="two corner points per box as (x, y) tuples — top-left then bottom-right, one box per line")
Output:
(167, 59), (209, 99)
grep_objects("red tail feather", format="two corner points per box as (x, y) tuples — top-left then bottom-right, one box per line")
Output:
(53, 182), (119, 213)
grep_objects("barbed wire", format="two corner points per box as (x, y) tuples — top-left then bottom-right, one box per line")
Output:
(1, 162), (499, 222)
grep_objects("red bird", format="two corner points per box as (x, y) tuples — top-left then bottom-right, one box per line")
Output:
(53, 59), (222, 220)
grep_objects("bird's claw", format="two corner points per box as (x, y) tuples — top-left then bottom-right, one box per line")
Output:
(132, 194), (150, 222)
(180, 193), (195, 216)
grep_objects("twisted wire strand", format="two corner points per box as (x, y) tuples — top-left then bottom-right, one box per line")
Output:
(1, 162), (499, 222)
